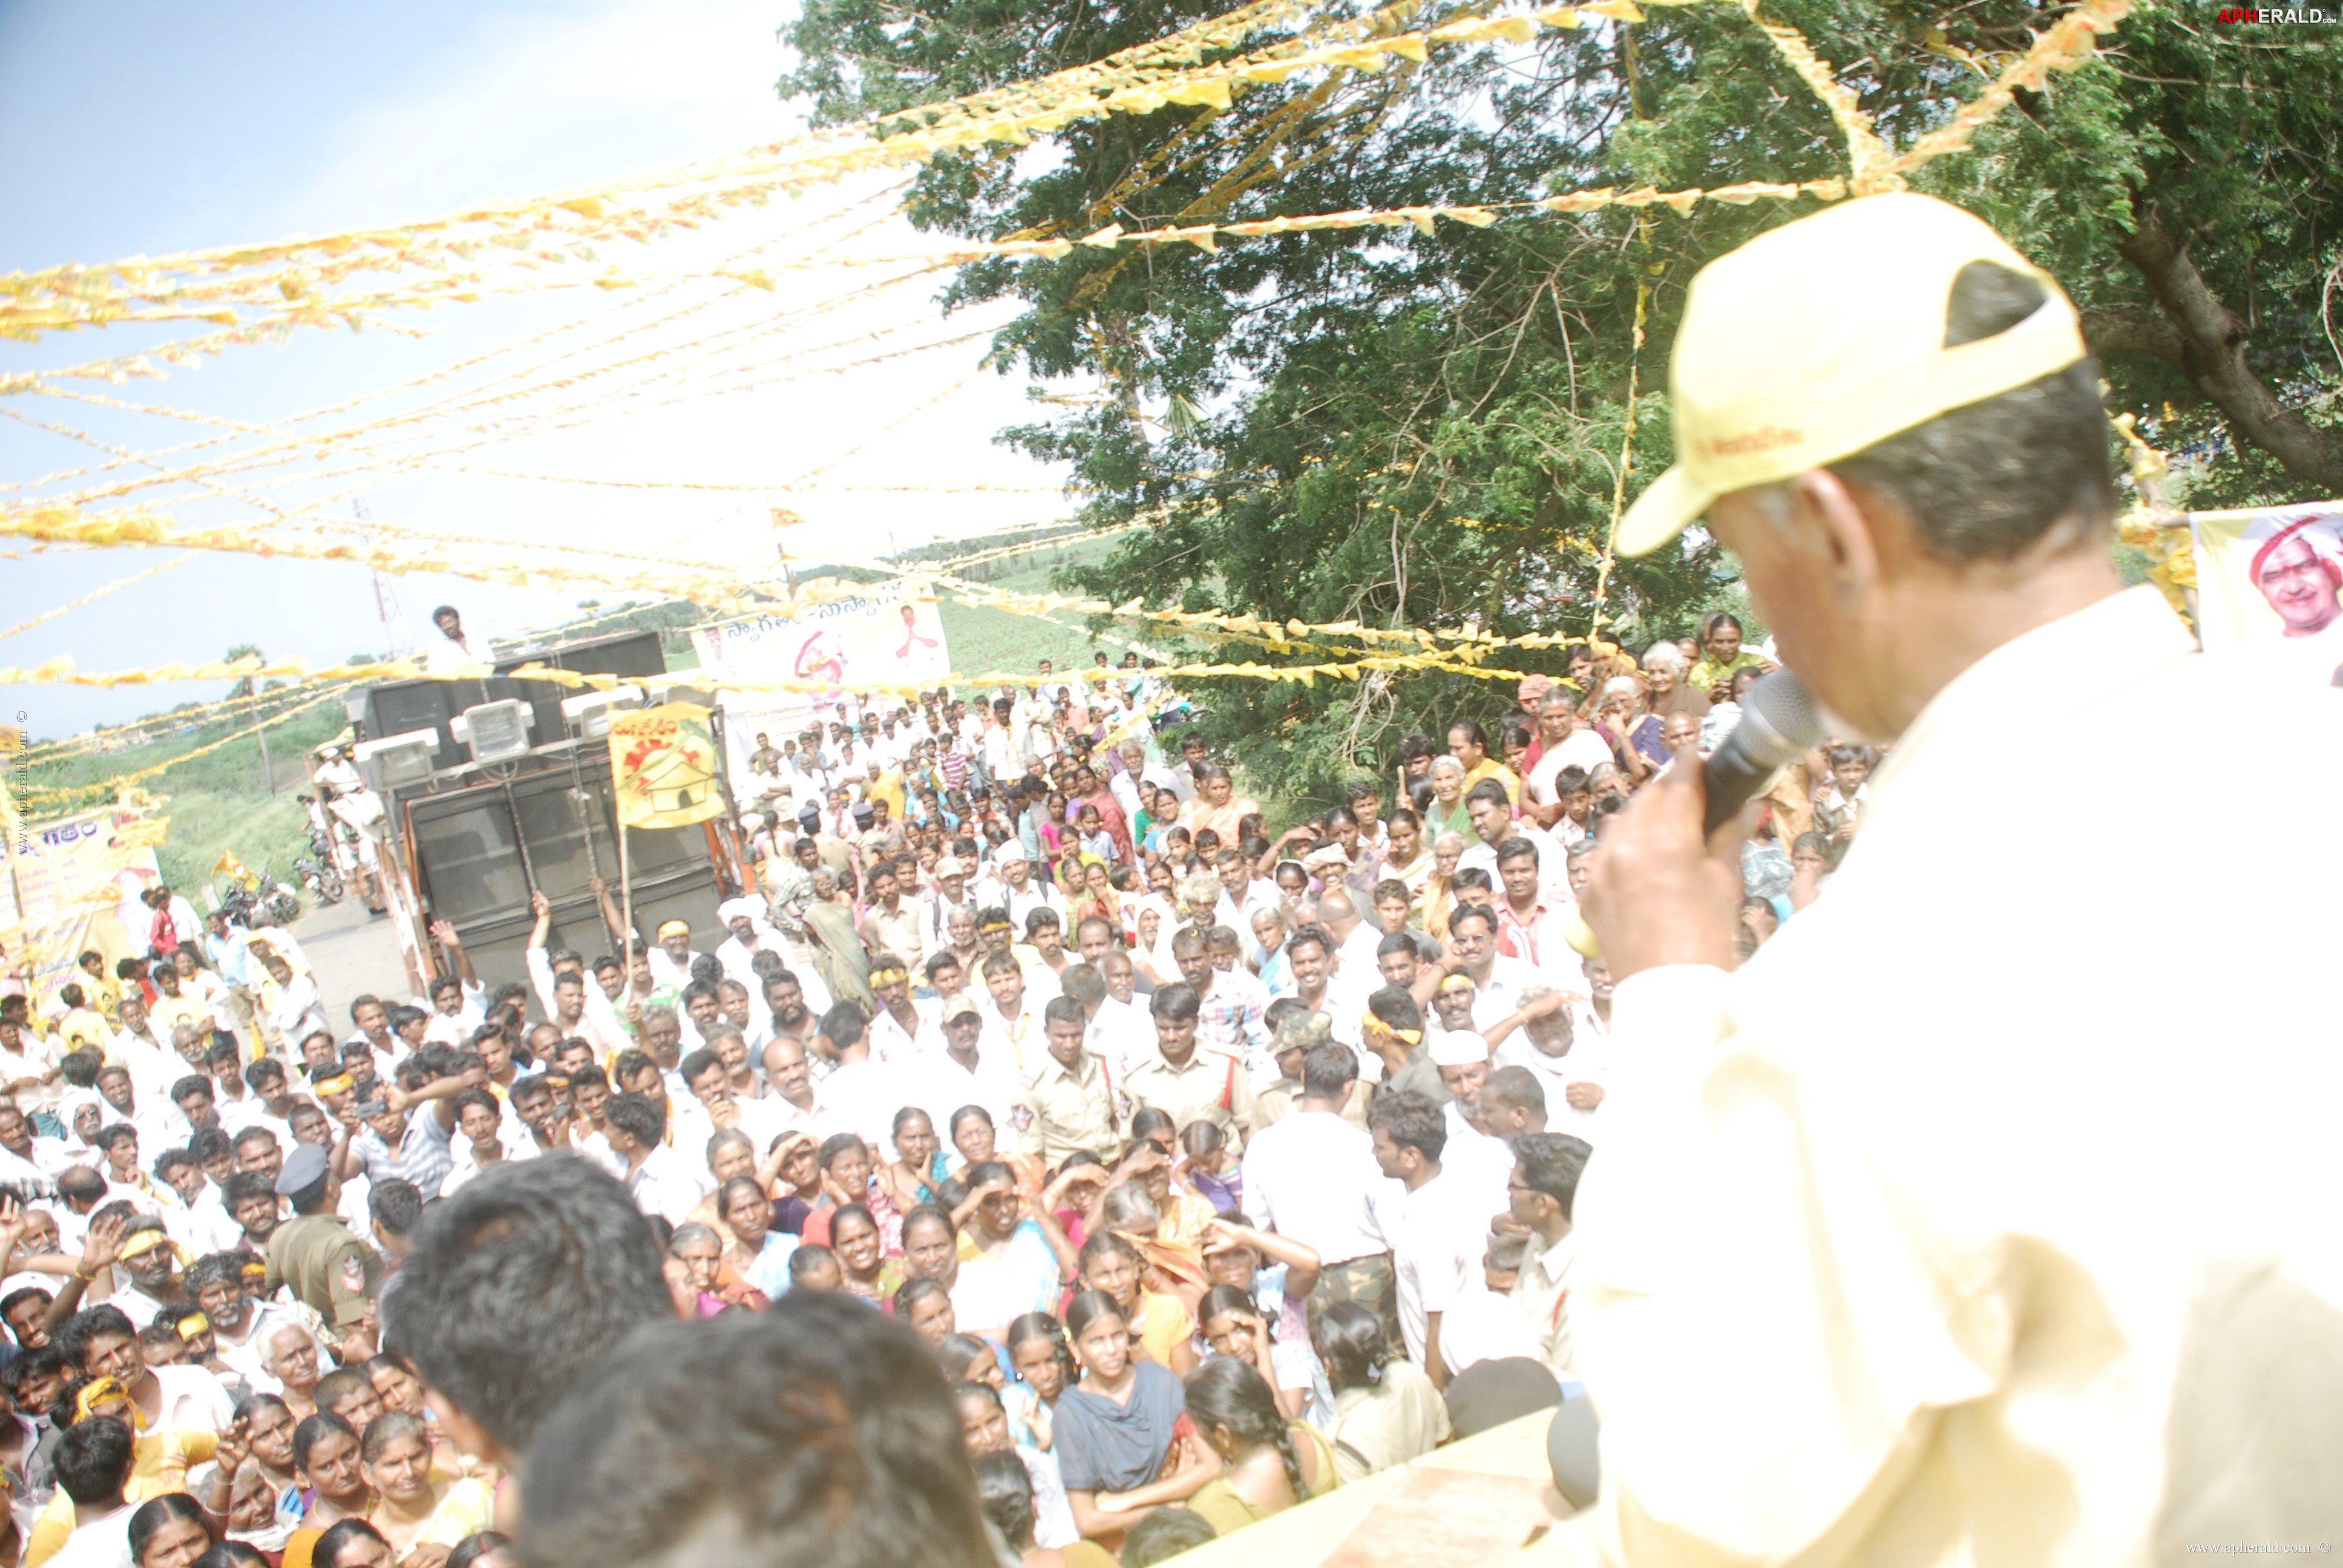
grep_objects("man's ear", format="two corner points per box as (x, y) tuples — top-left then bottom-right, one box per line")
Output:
(1786, 468), (1883, 601)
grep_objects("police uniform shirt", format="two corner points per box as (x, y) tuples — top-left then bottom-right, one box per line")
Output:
(1012, 1051), (1118, 1166)
(264, 1212), (383, 1330)
(1123, 1047), (1254, 1140)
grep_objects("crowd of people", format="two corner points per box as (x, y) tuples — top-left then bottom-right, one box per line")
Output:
(0, 611), (1875, 1567)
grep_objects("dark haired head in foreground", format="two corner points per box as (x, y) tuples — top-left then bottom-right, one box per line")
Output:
(383, 1154), (669, 1463)
(520, 1290), (997, 1568)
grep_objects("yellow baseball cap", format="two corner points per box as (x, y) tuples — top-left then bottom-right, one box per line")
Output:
(1618, 192), (2086, 557)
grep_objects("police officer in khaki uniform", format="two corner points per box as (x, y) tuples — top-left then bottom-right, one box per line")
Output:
(264, 1143), (383, 1345)
(1013, 995), (1119, 1166)
(1122, 982), (1253, 1142)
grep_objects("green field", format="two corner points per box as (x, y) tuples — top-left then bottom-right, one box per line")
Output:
(18, 691), (353, 897)
(935, 556), (1119, 682)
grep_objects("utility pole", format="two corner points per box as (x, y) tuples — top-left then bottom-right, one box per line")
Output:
(356, 498), (402, 655)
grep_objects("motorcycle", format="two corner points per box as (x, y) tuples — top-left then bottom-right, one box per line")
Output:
(231, 861), (303, 927)
(294, 851), (344, 905)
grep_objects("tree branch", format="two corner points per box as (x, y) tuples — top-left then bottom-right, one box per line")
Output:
(2114, 201), (2343, 492)
(2079, 307), (2184, 365)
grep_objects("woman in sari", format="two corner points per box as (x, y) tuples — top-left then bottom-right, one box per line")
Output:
(720, 1175), (799, 1299)
(1176, 767), (1257, 849)
(1420, 757), (1472, 842)
(361, 1413), (495, 1560)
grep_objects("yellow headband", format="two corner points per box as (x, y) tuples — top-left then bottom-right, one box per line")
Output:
(1363, 1015), (1423, 1045)
(866, 967), (908, 986)
(310, 1072), (354, 1097)
(1437, 973), (1476, 995)
(76, 1376), (145, 1429)
(657, 920), (690, 939)
(114, 1229), (186, 1267)
(176, 1312), (211, 1341)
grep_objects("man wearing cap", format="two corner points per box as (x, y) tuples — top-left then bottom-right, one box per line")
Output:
(1426, 1030), (1518, 1221)
(263, 1143), (384, 1349)
(1550, 194), (2341, 1563)
(920, 855), (978, 958)
(901, 990), (1019, 1138)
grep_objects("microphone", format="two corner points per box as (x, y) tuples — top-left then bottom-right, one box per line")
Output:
(1563, 668), (1823, 959)
(1695, 668), (1823, 837)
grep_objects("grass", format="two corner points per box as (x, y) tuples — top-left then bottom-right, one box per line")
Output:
(936, 557), (1118, 680)
(20, 691), (352, 895)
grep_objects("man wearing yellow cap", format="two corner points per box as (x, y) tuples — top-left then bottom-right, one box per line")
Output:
(1550, 195), (2341, 1562)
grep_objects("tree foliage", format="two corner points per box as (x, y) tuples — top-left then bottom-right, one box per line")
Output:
(781, 1), (2341, 811)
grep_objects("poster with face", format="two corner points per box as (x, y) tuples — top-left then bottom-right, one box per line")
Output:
(689, 594), (952, 792)
(2189, 505), (2343, 680)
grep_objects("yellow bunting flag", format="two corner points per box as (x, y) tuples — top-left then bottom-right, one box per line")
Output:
(608, 704), (724, 829)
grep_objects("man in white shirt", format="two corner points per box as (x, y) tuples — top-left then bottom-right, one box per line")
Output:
(980, 842), (1062, 933)
(257, 953), (330, 1050)
(1369, 1088), (1482, 1386)
(1425, 1031), (1517, 1221)
(107, 997), (178, 1106)
(44, 1417), (139, 1568)
(1489, 838), (1584, 987)
(1490, 986), (1602, 1142)
(1547, 195), (2343, 1562)
(899, 991), (1021, 1142)
(422, 604), (480, 673)
(679, 1047), (791, 1180)
(1457, 781), (1570, 901)
(646, 919), (705, 991)
(1437, 906), (1542, 1035)
(605, 1092), (705, 1226)
(1239, 1044), (1401, 1350)
(713, 895), (789, 991)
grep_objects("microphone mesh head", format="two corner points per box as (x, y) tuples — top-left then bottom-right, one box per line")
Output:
(1741, 669), (1823, 766)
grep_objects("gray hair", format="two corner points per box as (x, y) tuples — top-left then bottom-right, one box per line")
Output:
(1179, 872), (1225, 907)
(1433, 831), (1469, 854)
(1428, 756), (1466, 782)
(1100, 1181), (1161, 1233)
(669, 1223), (723, 1252)
(1642, 643), (1688, 674)
(1599, 676), (1643, 704)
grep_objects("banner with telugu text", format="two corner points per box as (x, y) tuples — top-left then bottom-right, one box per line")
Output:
(2189, 501), (2343, 681)
(688, 593), (951, 791)
(0, 806), (160, 1013)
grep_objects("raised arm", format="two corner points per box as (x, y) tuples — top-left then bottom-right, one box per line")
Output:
(428, 918), (480, 993)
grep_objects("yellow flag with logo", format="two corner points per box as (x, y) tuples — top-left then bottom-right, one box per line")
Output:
(608, 704), (724, 829)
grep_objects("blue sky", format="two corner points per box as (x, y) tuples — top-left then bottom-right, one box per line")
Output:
(1, 0), (1067, 740)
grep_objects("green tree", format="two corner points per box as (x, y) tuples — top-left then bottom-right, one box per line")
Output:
(782, 0), (2341, 811)
(223, 642), (265, 701)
